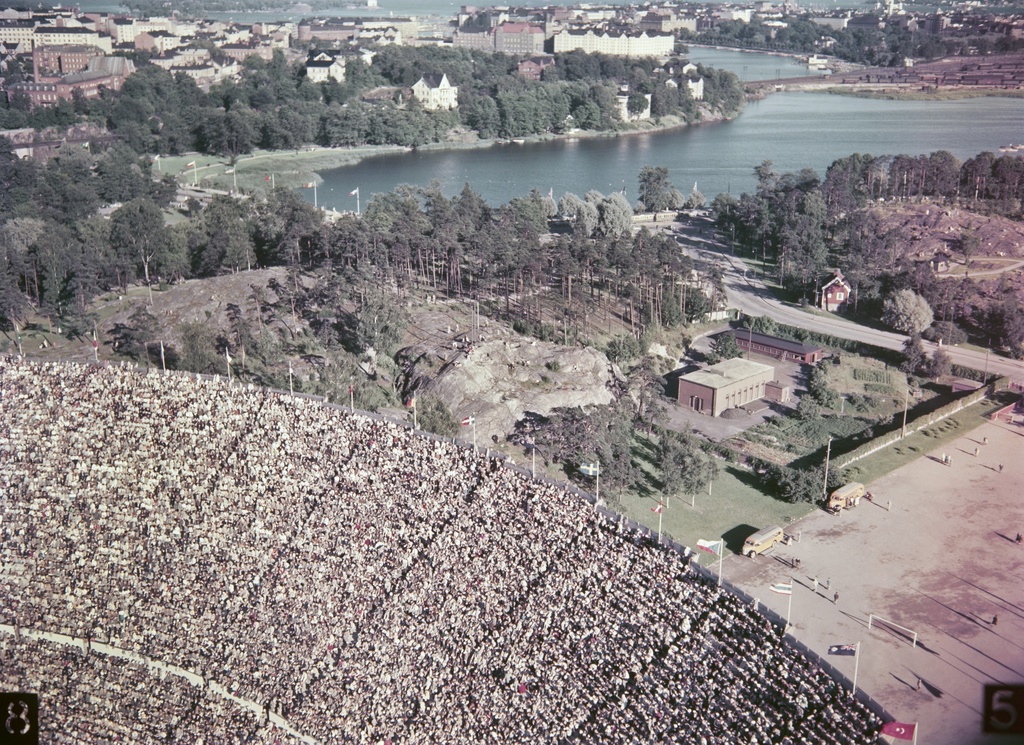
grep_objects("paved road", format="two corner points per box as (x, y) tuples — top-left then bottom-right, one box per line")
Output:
(675, 219), (1024, 381)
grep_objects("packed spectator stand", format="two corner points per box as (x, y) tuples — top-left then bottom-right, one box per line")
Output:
(0, 357), (884, 744)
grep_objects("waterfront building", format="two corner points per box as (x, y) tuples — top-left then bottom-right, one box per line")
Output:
(617, 90), (652, 121)
(412, 73), (458, 110)
(298, 17), (417, 45)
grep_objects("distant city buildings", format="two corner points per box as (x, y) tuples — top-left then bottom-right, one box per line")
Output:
(1, 1), (1022, 110)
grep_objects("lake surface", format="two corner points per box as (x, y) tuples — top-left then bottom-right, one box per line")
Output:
(310, 92), (1024, 210)
(687, 46), (830, 81)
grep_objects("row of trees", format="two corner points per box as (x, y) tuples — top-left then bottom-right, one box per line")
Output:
(712, 151), (1024, 356)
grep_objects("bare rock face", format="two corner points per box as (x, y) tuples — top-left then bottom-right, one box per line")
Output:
(404, 336), (622, 442)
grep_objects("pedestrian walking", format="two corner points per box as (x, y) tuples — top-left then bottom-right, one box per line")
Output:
(833, 591), (839, 604)
(812, 576), (818, 593)
(999, 464), (1004, 473)
(916, 678), (922, 691)
(992, 614), (998, 626)
(984, 437), (988, 445)
(825, 577), (831, 590)
(974, 447), (979, 457)
(1015, 533), (1022, 544)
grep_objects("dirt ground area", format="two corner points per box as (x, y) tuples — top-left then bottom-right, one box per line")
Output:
(725, 418), (1024, 745)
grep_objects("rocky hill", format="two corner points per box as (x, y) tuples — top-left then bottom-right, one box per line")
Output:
(400, 322), (624, 443)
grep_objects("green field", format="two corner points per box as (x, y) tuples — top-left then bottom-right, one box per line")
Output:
(839, 396), (1005, 485)
(596, 394), (1008, 562)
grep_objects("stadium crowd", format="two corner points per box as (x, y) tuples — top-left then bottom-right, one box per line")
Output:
(1, 357), (884, 744)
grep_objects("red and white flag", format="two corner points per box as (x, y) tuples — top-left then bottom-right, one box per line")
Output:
(881, 721), (916, 740)
(185, 160), (196, 168)
(461, 416), (475, 426)
(304, 182), (315, 188)
(651, 502), (663, 514)
(696, 539), (723, 556)
(349, 187), (359, 196)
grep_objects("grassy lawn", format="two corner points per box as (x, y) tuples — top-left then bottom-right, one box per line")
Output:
(610, 395), (1005, 561)
(608, 432), (814, 561)
(839, 396), (1004, 485)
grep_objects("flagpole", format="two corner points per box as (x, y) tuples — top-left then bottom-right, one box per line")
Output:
(852, 641), (860, 695)
(786, 577), (793, 632)
(225, 348), (231, 382)
(159, 340), (166, 372)
(289, 363), (294, 395)
(472, 419), (477, 453)
(822, 435), (833, 502)
(717, 542), (724, 586)
(313, 181), (318, 208)
(531, 446), (536, 478)
(913, 723), (918, 745)
(356, 189), (360, 216)
(657, 503), (663, 543)
(595, 464), (600, 502)
(192, 161), (198, 187)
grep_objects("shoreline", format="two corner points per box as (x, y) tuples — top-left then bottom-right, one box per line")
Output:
(688, 42), (810, 62)
(174, 109), (738, 193)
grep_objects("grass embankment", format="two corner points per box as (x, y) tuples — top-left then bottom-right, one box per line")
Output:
(614, 394), (1003, 559)
(840, 394), (1006, 485)
(160, 146), (408, 194)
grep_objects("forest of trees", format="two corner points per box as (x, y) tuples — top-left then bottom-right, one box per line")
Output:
(0, 136), (730, 356)
(0, 46), (744, 156)
(712, 150), (1024, 357)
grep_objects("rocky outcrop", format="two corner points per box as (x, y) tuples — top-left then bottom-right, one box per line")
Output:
(402, 334), (624, 442)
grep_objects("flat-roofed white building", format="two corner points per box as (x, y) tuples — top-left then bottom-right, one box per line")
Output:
(553, 27), (674, 57)
(34, 25), (112, 53)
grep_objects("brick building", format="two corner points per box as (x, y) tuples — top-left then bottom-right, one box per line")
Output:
(676, 358), (775, 416)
